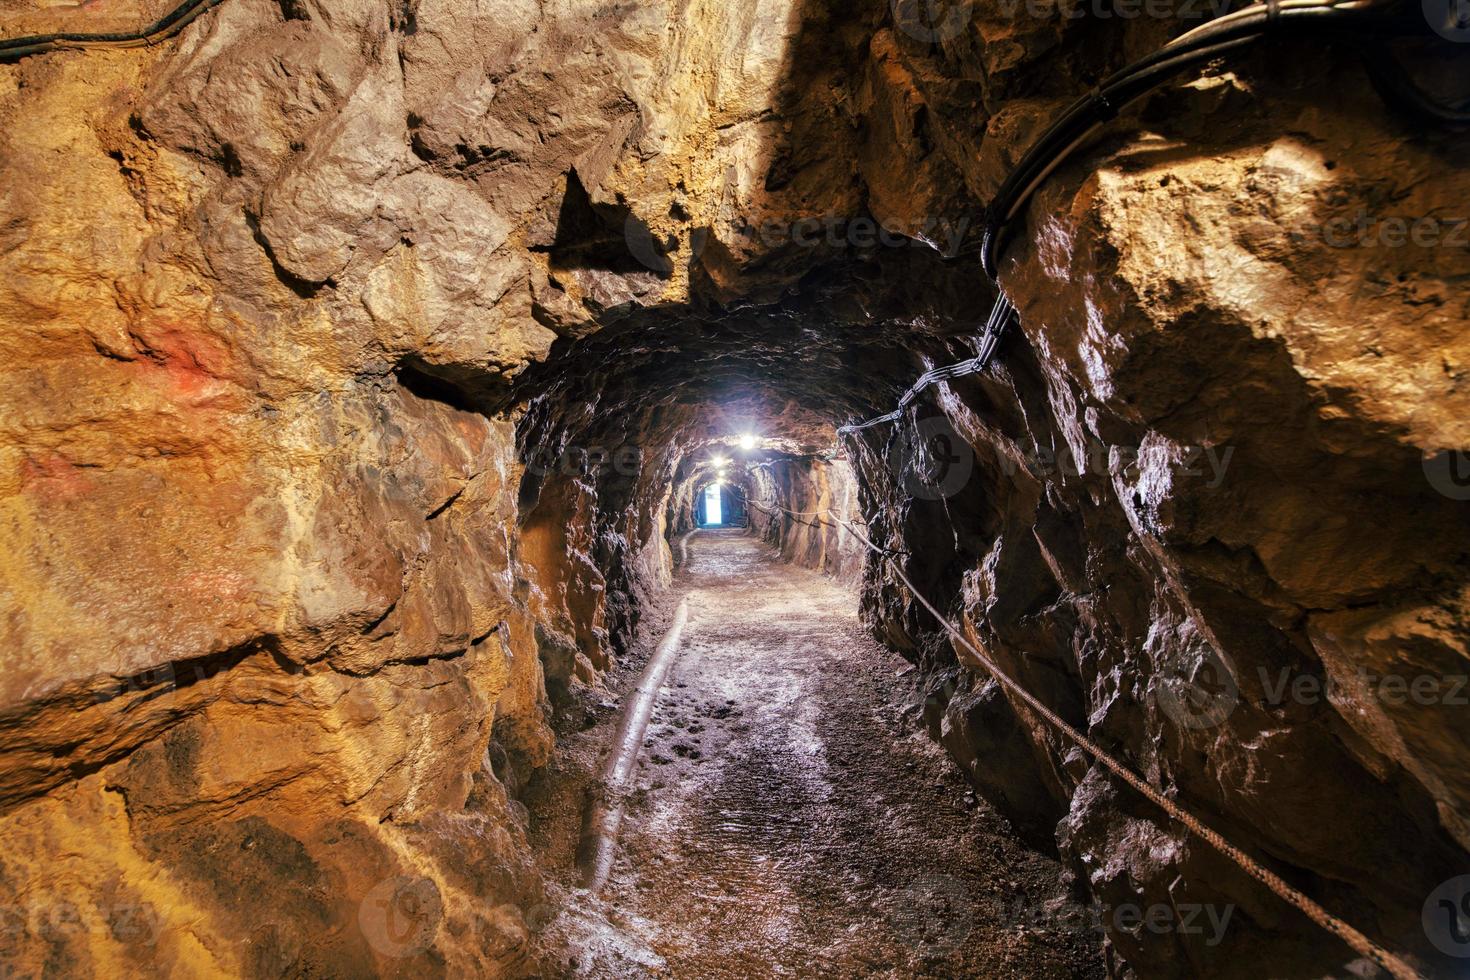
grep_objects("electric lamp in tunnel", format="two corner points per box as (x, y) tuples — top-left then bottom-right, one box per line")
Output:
(738, 434), (758, 450)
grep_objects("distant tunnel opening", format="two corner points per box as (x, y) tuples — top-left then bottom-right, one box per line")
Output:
(699, 482), (722, 526)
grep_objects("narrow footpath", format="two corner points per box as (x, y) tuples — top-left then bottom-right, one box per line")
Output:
(529, 529), (1104, 978)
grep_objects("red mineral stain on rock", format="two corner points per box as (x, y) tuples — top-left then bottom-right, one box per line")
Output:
(19, 453), (92, 502)
(128, 325), (235, 404)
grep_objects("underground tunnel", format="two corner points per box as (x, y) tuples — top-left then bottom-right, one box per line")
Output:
(1, 0), (1469, 976)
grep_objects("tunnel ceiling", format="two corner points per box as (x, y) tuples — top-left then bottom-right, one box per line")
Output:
(507, 251), (995, 458)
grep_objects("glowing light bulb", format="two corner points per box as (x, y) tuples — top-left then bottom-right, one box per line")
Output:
(738, 434), (758, 450)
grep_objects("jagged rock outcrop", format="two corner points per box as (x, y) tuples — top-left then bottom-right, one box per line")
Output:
(838, 38), (1470, 980)
(2, 0), (1467, 976)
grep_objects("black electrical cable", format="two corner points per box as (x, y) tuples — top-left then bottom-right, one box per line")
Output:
(1360, 40), (1470, 125)
(979, 0), (1411, 280)
(0, 0), (226, 62)
(835, 293), (1014, 438)
(838, 0), (1427, 441)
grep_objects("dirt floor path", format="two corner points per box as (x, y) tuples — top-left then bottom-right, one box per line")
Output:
(528, 529), (1104, 978)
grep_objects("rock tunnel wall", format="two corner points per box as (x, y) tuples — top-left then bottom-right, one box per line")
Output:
(747, 457), (864, 584)
(1, 0), (1467, 976)
(836, 67), (1470, 980)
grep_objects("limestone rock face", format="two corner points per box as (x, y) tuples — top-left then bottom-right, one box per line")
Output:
(2, 0), (1468, 976)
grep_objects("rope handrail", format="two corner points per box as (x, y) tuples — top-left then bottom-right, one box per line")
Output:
(742, 496), (1423, 980)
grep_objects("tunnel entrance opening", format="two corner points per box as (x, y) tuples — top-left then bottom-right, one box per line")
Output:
(696, 481), (745, 528)
(701, 483), (723, 526)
